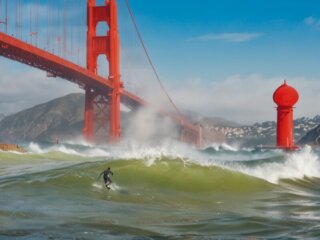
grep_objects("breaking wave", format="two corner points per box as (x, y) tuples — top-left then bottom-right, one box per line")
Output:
(1, 142), (320, 204)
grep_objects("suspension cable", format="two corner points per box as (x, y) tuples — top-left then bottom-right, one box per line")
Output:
(124, 0), (183, 118)
(4, 0), (7, 33)
(18, 0), (22, 39)
(46, 1), (49, 50)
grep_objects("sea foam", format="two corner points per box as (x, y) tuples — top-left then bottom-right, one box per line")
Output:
(237, 146), (320, 184)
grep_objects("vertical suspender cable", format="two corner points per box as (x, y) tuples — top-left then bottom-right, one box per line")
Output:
(5, 0), (7, 33)
(77, 0), (81, 65)
(14, 0), (21, 38)
(0, 0), (2, 32)
(58, 2), (61, 56)
(70, 0), (74, 61)
(51, 1), (55, 53)
(29, 2), (31, 44)
(63, 0), (66, 57)
(35, 0), (39, 46)
(18, 0), (20, 38)
(19, 0), (21, 39)
(14, 0), (17, 37)
(46, 2), (49, 50)
(0, 0), (7, 33)
(81, 0), (85, 66)
(37, 0), (38, 45)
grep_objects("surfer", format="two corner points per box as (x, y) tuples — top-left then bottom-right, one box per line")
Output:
(99, 167), (114, 190)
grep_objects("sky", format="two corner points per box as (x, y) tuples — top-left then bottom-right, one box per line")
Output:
(0, 0), (320, 124)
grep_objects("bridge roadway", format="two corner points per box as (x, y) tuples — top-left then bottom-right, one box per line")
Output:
(0, 32), (202, 146)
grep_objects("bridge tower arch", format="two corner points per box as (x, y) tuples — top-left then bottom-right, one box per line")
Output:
(84, 0), (122, 143)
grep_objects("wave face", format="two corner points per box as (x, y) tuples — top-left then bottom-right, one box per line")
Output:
(1, 142), (320, 239)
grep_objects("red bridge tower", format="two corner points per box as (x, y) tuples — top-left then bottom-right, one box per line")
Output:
(84, 0), (122, 143)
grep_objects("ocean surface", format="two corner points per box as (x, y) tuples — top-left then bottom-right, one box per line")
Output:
(1, 141), (320, 239)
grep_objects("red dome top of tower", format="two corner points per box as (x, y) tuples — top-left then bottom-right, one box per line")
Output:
(273, 80), (299, 107)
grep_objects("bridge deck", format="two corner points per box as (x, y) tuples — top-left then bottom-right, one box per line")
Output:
(0, 32), (200, 135)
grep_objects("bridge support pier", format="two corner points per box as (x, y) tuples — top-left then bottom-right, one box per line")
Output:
(83, 88), (95, 142)
(84, 0), (122, 143)
(180, 125), (203, 148)
(109, 86), (121, 142)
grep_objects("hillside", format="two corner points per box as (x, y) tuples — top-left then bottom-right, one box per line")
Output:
(0, 94), (84, 142)
(0, 93), (182, 144)
(204, 116), (320, 147)
(0, 94), (235, 144)
(0, 93), (318, 146)
(162, 111), (320, 146)
(298, 125), (320, 145)
(182, 110), (239, 144)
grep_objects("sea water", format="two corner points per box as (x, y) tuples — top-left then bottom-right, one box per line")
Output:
(0, 141), (320, 239)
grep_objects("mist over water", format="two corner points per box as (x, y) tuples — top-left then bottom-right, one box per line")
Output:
(1, 141), (320, 239)
(122, 108), (179, 145)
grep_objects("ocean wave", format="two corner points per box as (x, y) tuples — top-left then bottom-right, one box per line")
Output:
(235, 145), (320, 184)
(2, 142), (320, 189)
(1, 148), (320, 208)
(27, 142), (110, 157)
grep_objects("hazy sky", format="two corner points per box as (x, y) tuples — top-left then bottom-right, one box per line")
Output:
(0, 0), (320, 124)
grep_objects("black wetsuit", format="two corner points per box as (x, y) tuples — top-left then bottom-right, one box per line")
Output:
(101, 169), (113, 188)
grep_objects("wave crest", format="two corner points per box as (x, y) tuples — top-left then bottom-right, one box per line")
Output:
(237, 146), (320, 183)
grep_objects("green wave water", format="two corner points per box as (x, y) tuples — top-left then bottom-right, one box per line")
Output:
(1, 142), (320, 239)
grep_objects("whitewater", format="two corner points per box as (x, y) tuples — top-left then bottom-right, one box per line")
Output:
(1, 141), (320, 239)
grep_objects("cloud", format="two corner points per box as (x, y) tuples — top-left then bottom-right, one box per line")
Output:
(167, 75), (320, 125)
(121, 47), (178, 112)
(304, 16), (320, 29)
(190, 32), (264, 42)
(1, 55), (319, 126)
(0, 59), (81, 115)
(120, 48), (320, 125)
(304, 17), (315, 26)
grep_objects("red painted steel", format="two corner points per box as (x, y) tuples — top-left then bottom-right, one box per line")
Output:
(108, 0), (122, 142)
(273, 80), (299, 149)
(0, 5), (203, 147)
(0, 32), (140, 111)
(0, 32), (203, 147)
(85, 0), (122, 143)
(83, 88), (95, 141)
(0, 31), (144, 109)
(0, 32), (113, 89)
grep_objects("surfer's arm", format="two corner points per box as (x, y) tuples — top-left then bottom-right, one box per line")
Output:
(111, 171), (114, 176)
(98, 171), (105, 179)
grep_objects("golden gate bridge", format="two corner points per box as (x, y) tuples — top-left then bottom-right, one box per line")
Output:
(0, 0), (203, 147)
